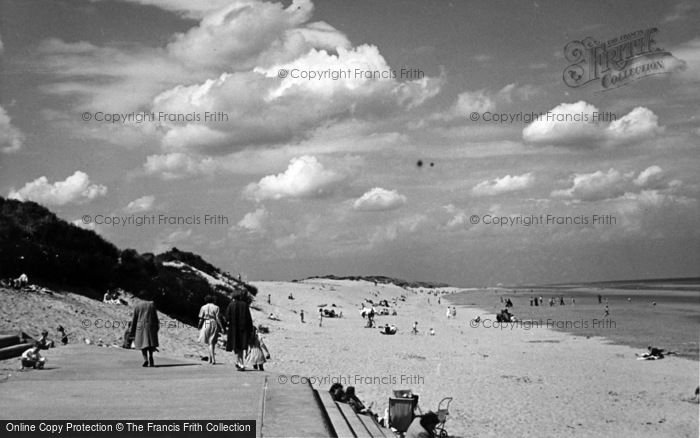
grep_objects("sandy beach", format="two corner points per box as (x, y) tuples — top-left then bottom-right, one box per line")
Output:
(2, 279), (698, 437)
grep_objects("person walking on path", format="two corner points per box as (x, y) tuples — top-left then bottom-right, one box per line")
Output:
(224, 291), (254, 371)
(197, 295), (224, 365)
(130, 300), (159, 367)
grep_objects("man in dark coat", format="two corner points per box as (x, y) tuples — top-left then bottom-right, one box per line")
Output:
(130, 300), (159, 367)
(223, 292), (254, 370)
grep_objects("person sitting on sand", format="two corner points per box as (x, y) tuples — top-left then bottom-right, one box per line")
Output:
(648, 346), (664, 358)
(405, 411), (440, 438)
(429, 328), (435, 336)
(412, 321), (419, 335)
(36, 330), (54, 349)
(381, 324), (397, 335)
(21, 344), (46, 370)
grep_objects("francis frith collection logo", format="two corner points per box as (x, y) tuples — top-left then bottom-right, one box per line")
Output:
(563, 28), (682, 91)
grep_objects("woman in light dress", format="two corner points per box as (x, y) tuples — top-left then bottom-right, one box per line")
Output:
(197, 295), (224, 365)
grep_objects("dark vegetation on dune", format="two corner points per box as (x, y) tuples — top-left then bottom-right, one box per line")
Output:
(300, 274), (449, 289)
(0, 197), (256, 325)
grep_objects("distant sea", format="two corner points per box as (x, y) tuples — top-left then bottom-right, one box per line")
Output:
(449, 281), (700, 360)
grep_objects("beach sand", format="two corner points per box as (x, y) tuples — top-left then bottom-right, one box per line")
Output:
(1, 281), (698, 437)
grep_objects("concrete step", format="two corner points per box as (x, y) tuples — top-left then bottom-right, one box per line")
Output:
(337, 402), (372, 438)
(314, 390), (392, 438)
(357, 412), (389, 438)
(0, 334), (22, 349)
(0, 342), (34, 360)
(316, 390), (355, 437)
(261, 375), (333, 437)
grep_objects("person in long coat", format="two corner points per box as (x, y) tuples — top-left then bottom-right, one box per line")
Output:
(130, 300), (159, 367)
(223, 291), (254, 370)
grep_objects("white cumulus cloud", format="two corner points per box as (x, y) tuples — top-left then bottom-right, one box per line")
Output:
(8, 171), (107, 206)
(237, 207), (269, 233)
(472, 173), (534, 196)
(244, 155), (344, 201)
(0, 105), (25, 153)
(125, 195), (155, 213)
(552, 166), (671, 202)
(522, 101), (663, 148)
(353, 187), (407, 211)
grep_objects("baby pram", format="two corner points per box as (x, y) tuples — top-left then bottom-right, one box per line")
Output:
(435, 397), (453, 437)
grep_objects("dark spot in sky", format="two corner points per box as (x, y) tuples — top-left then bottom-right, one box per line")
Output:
(430, 162), (434, 167)
(417, 160), (423, 167)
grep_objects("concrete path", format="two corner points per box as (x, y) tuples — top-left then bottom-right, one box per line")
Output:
(0, 345), (332, 437)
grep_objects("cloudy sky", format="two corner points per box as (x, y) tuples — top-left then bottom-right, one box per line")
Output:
(1, 0), (699, 286)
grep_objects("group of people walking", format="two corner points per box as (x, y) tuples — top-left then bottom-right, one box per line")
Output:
(196, 292), (270, 370)
(128, 290), (269, 370)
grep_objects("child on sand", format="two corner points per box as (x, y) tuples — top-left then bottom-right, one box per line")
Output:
(246, 327), (271, 371)
(21, 344), (46, 370)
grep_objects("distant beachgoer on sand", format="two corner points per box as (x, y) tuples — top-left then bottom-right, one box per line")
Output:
(267, 294), (271, 304)
(572, 298), (575, 305)
(224, 291), (254, 371)
(452, 306), (457, 318)
(288, 293), (294, 300)
(381, 324), (397, 335)
(652, 301), (656, 306)
(246, 327), (270, 371)
(300, 309), (304, 323)
(319, 309), (323, 327)
(36, 330), (54, 350)
(446, 306), (451, 319)
(429, 328), (435, 336)
(412, 321), (418, 335)
(438, 297), (441, 305)
(559, 297), (565, 306)
(197, 295), (224, 365)
(130, 300), (159, 367)
(57, 326), (68, 345)
(603, 305), (610, 318)
(15, 273), (29, 289)
(405, 411), (440, 438)
(529, 297), (533, 306)
(598, 294), (602, 304)
(329, 383), (346, 402)
(21, 344), (46, 370)
(539, 296), (543, 305)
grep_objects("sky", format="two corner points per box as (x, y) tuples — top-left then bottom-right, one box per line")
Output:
(1, 0), (699, 286)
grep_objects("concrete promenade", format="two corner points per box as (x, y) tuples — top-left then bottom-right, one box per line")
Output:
(0, 345), (332, 437)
